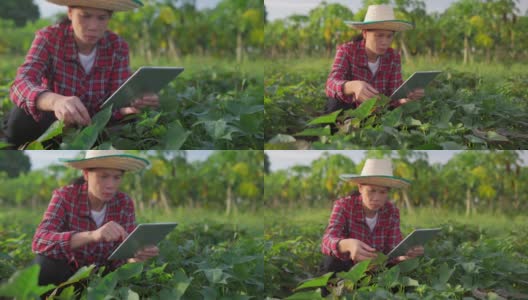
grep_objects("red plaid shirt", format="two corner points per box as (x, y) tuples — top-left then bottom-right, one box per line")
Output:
(321, 193), (403, 261)
(326, 40), (403, 106)
(32, 182), (136, 270)
(10, 21), (130, 122)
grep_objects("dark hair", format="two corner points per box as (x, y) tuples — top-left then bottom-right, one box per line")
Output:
(353, 33), (364, 42)
(71, 176), (86, 185)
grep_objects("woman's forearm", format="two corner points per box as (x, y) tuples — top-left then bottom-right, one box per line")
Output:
(70, 231), (96, 249)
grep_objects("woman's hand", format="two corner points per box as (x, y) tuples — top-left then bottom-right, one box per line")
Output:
(119, 93), (160, 115)
(396, 246), (424, 262)
(91, 221), (128, 243)
(127, 246), (159, 263)
(53, 95), (92, 126)
(343, 80), (380, 103)
(338, 238), (378, 262)
(395, 88), (425, 106)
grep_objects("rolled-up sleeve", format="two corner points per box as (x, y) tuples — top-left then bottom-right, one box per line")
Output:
(32, 190), (77, 262)
(322, 199), (351, 260)
(10, 30), (51, 122)
(326, 44), (355, 104)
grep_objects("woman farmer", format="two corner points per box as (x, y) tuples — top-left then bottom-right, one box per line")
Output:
(325, 5), (425, 113)
(32, 150), (159, 288)
(321, 158), (424, 280)
(6, 0), (159, 148)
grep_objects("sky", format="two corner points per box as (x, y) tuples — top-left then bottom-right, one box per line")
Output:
(265, 150), (528, 171)
(25, 150), (214, 170)
(35, 0), (222, 18)
(264, 0), (528, 21)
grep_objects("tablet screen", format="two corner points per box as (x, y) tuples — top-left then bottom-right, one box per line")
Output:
(108, 222), (178, 260)
(387, 228), (441, 259)
(390, 71), (441, 100)
(101, 66), (184, 109)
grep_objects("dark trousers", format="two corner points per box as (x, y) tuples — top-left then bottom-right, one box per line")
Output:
(324, 98), (357, 115)
(319, 255), (354, 296)
(33, 254), (78, 299)
(3, 106), (56, 148)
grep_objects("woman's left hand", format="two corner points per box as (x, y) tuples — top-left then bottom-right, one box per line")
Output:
(396, 246), (424, 262)
(127, 245), (159, 263)
(395, 88), (425, 106)
(119, 93), (160, 115)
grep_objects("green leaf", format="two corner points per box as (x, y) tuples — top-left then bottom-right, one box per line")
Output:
(378, 266), (400, 288)
(346, 98), (376, 121)
(239, 113), (262, 135)
(432, 263), (454, 290)
(294, 272), (333, 291)
(440, 141), (466, 150)
(294, 126), (331, 137)
(56, 264), (95, 288)
(171, 269), (191, 300)
(34, 120), (64, 144)
(486, 131), (509, 142)
(163, 121), (190, 150)
(117, 287), (140, 300)
(268, 134), (296, 144)
(0, 264), (56, 299)
(398, 257), (420, 273)
(307, 109), (342, 126)
(87, 270), (119, 300)
(115, 262), (143, 280)
(63, 105), (113, 149)
(337, 259), (370, 283)
(382, 107), (402, 127)
(285, 289), (324, 300)
(202, 268), (231, 284)
(401, 276), (420, 287)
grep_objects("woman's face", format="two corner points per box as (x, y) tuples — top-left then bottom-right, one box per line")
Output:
(83, 168), (124, 203)
(358, 184), (390, 213)
(68, 7), (111, 50)
(363, 30), (395, 57)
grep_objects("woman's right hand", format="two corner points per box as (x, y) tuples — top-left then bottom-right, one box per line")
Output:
(91, 221), (128, 243)
(338, 238), (378, 262)
(343, 80), (379, 102)
(53, 95), (91, 126)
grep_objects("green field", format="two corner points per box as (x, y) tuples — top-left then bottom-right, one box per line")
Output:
(0, 55), (264, 150)
(264, 57), (528, 150)
(0, 207), (263, 299)
(265, 207), (528, 299)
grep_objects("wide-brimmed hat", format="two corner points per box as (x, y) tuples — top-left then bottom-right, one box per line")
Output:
(345, 5), (414, 32)
(60, 150), (149, 172)
(46, 0), (143, 12)
(340, 158), (411, 189)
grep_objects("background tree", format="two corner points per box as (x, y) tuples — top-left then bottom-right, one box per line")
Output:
(0, 0), (39, 27)
(0, 151), (31, 178)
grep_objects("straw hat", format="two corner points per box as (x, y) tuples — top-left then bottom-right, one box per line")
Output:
(46, 0), (143, 12)
(345, 5), (414, 32)
(340, 158), (411, 189)
(60, 150), (149, 172)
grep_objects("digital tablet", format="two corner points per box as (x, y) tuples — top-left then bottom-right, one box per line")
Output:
(387, 228), (441, 259)
(390, 71), (441, 100)
(108, 223), (178, 260)
(100, 66), (184, 109)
